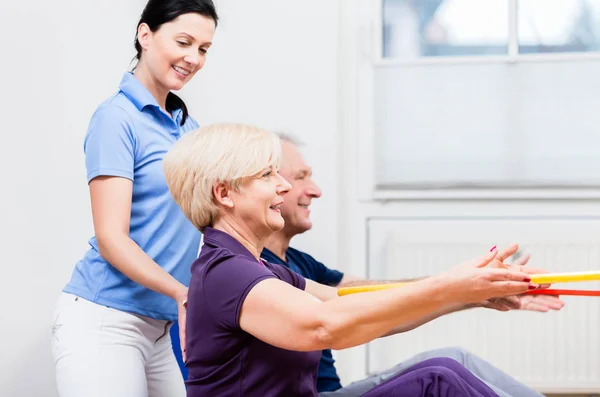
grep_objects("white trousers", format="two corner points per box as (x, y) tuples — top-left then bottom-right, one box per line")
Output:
(52, 292), (185, 397)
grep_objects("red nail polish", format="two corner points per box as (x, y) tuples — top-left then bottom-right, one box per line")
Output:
(528, 285), (537, 289)
(490, 246), (497, 252)
(524, 277), (531, 282)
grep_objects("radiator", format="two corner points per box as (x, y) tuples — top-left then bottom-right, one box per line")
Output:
(366, 218), (600, 394)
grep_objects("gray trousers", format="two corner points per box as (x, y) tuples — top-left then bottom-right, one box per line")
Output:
(319, 347), (543, 397)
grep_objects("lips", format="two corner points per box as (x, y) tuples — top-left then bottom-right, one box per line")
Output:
(269, 200), (283, 211)
(172, 65), (191, 76)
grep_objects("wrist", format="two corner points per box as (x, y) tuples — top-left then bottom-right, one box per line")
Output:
(426, 275), (452, 300)
(166, 281), (187, 302)
(420, 275), (455, 309)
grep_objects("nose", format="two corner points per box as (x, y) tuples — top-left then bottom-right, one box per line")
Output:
(277, 173), (292, 195)
(183, 52), (201, 69)
(306, 178), (322, 198)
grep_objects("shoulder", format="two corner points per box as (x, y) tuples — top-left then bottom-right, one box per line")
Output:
(195, 245), (273, 282)
(89, 93), (138, 130)
(287, 247), (321, 266)
(263, 261), (306, 290)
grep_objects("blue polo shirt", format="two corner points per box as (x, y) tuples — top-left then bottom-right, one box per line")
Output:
(261, 247), (344, 392)
(63, 72), (201, 321)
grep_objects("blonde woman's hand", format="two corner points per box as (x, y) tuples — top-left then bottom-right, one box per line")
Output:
(489, 243), (552, 282)
(437, 248), (535, 306)
(484, 244), (532, 310)
(483, 244), (563, 311)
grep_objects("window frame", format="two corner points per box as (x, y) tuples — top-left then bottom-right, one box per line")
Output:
(355, 0), (600, 201)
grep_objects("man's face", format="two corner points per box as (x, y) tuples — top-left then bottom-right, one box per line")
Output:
(278, 141), (322, 236)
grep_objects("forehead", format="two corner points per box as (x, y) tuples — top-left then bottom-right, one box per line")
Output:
(158, 13), (216, 41)
(281, 142), (310, 173)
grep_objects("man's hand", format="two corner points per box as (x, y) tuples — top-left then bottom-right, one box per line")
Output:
(519, 294), (565, 312)
(483, 294), (565, 312)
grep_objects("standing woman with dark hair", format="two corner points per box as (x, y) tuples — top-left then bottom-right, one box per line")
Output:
(51, 1), (217, 396)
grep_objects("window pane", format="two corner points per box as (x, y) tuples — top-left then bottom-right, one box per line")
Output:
(373, 60), (600, 188)
(518, 0), (600, 54)
(382, 0), (509, 58)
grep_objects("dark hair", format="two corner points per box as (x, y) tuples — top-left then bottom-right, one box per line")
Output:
(133, 0), (218, 125)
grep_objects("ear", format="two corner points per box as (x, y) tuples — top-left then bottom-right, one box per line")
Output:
(213, 182), (234, 208)
(137, 23), (152, 51)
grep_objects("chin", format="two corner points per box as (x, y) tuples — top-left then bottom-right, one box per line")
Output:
(289, 225), (311, 236)
(299, 221), (313, 232)
(268, 220), (285, 232)
(164, 73), (188, 90)
(168, 80), (186, 91)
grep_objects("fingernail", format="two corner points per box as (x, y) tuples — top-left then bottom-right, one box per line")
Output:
(490, 246), (497, 252)
(528, 284), (538, 289)
(524, 277), (531, 282)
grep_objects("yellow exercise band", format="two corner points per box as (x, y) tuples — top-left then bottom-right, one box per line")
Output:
(337, 283), (405, 296)
(528, 271), (600, 284)
(337, 271), (600, 296)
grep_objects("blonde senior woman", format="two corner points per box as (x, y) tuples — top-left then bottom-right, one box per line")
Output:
(163, 123), (536, 397)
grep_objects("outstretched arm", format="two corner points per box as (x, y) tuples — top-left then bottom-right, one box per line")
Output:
(239, 250), (532, 352)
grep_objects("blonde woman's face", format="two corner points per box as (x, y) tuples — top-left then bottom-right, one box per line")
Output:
(229, 166), (291, 237)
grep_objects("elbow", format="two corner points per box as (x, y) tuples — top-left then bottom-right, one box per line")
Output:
(95, 230), (127, 261)
(312, 324), (335, 350)
(312, 316), (349, 351)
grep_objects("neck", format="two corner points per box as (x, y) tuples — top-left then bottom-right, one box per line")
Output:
(134, 63), (169, 111)
(264, 229), (293, 261)
(213, 217), (265, 261)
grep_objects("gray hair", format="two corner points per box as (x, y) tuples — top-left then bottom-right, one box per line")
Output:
(274, 131), (304, 147)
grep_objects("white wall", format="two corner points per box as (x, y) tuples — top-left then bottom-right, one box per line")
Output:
(0, 1), (340, 395)
(185, 0), (339, 264)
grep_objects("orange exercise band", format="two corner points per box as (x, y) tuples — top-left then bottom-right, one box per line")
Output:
(524, 289), (600, 297)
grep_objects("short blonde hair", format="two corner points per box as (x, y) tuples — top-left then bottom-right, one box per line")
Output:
(163, 123), (282, 230)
